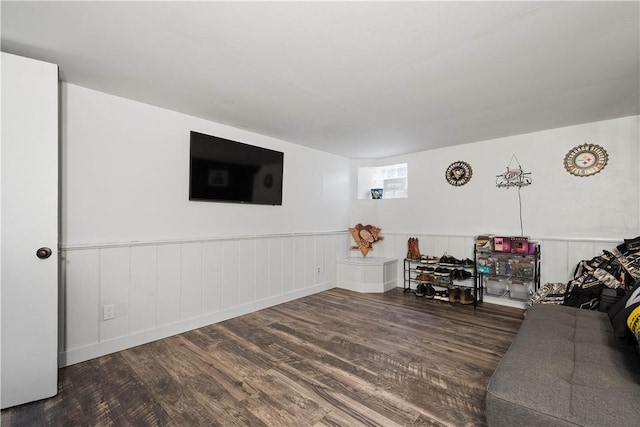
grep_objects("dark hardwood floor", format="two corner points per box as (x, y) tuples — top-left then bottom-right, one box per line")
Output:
(1, 288), (524, 426)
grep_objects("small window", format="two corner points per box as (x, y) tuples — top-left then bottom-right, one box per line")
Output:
(357, 163), (408, 200)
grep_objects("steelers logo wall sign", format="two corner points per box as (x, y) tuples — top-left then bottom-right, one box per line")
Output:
(445, 161), (473, 186)
(563, 144), (608, 177)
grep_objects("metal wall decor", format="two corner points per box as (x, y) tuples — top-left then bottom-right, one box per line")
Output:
(445, 161), (473, 186)
(563, 143), (608, 177)
(496, 155), (532, 188)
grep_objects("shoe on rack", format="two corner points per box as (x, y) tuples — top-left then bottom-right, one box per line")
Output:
(407, 237), (421, 260)
(449, 286), (460, 303)
(421, 255), (439, 264)
(434, 289), (449, 301)
(415, 283), (426, 297)
(454, 269), (466, 280)
(435, 275), (452, 286)
(461, 258), (475, 269)
(435, 267), (451, 277)
(425, 284), (436, 299)
(439, 254), (453, 266)
(427, 271), (436, 282)
(442, 255), (463, 267)
(459, 269), (473, 280)
(416, 273), (427, 282)
(460, 288), (474, 305)
(413, 238), (422, 260)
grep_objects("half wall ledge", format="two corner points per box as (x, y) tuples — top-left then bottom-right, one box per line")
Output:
(336, 257), (398, 293)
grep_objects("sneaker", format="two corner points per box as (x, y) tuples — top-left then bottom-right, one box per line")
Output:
(458, 269), (473, 280)
(434, 289), (449, 301)
(415, 283), (426, 297)
(425, 284), (436, 299)
(461, 258), (475, 269)
(444, 255), (463, 267)
(435, 275), (452, 286)
(421, 255), (439, 264)
(460, 288), (474, 305)
(435, 267), (451, 277)
(449, 286), (460, 303)
(439, 254), (453, 266)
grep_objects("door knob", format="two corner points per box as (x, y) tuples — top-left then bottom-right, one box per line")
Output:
(36, 247), (52, 259)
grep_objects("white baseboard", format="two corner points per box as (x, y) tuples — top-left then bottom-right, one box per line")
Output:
(337, 280), (397, 293)
(482, 295), (527, 309)
(59, 281), (335, 367)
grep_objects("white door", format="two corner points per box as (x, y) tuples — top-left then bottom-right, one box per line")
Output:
(1, 53), (59, 408)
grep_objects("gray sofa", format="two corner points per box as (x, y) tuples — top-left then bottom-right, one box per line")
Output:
(486, 303), (640, 426)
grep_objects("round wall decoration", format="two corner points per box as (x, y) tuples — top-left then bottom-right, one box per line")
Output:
(563, 144), (608, 177)
(445, 161), (473, 186)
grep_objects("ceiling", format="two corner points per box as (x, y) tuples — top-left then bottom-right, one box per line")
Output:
(2, 1), (638, 159)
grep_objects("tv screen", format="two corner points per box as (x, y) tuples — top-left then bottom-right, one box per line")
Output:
(189, 131), (283, 205)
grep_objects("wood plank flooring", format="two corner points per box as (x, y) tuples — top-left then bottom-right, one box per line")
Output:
(1, 288), (524, 426)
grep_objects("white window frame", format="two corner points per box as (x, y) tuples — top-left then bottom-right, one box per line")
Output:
(357, 163), (408, 200)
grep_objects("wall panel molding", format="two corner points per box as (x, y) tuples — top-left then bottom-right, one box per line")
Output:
(60, 230), (629, 367)
(61, 230), (350, 251)
(60, 231), (350, 367)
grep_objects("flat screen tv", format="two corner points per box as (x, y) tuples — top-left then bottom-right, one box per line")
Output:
(189, 131), (284, 205)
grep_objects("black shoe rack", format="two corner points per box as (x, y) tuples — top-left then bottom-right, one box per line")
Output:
(404, 255), (480, 308)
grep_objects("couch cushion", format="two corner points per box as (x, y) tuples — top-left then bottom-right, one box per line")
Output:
(487, 304), (640, 427)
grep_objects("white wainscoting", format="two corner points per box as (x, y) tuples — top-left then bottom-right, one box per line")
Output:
(59, 230), (627, 366)
(60, 232), (350, 367)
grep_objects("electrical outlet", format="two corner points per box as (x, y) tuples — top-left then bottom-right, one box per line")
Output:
(316, 266), (321, 275)
(103, 304), (115, 321)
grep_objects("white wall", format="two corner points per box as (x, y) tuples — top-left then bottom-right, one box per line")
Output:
(59, 84), (351, 365)
(352, 116), (639, 238)
(61, 84), (350, 245)
(351, 115), (640, 284)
